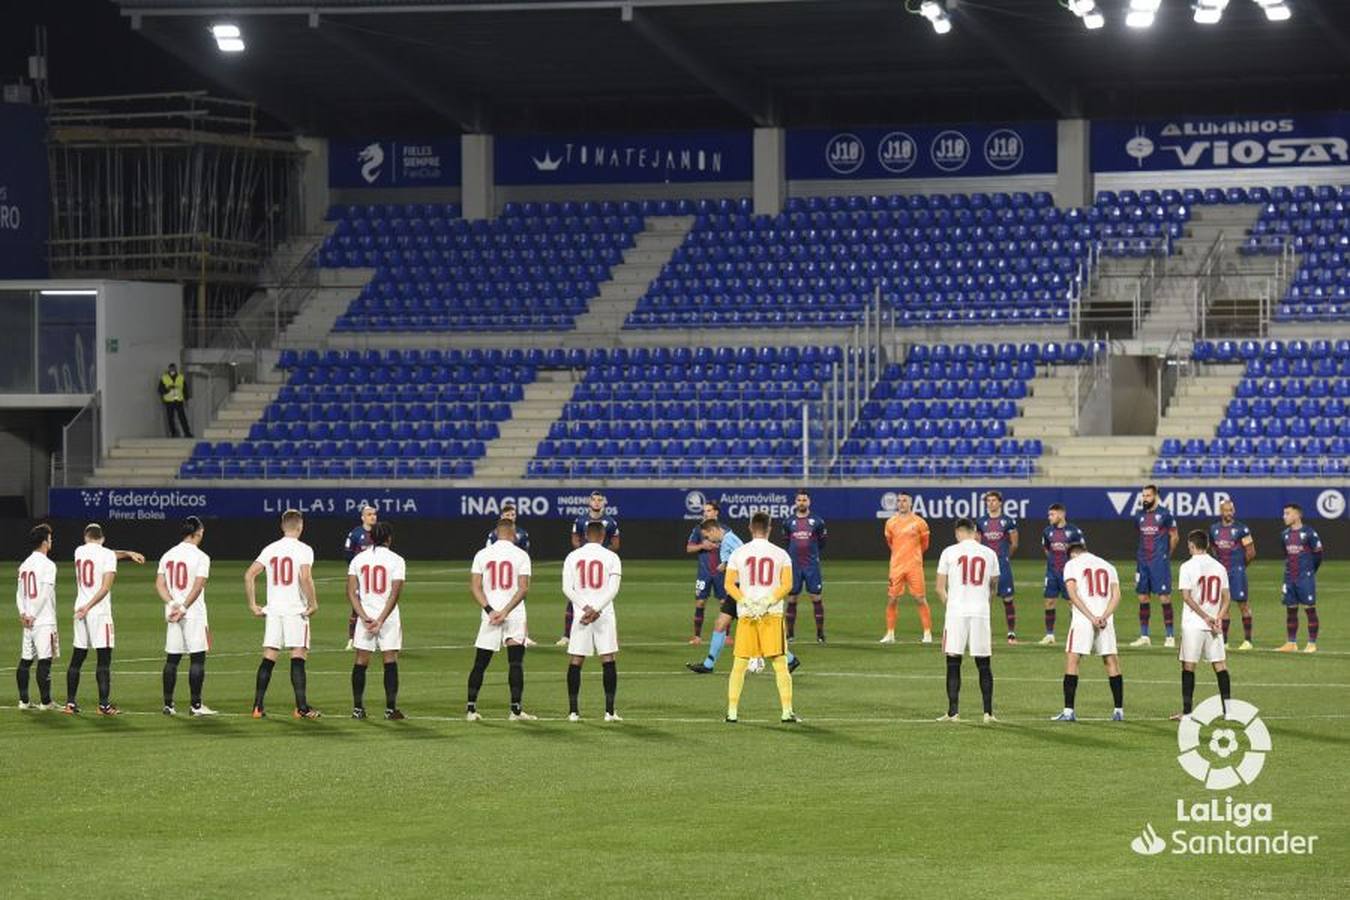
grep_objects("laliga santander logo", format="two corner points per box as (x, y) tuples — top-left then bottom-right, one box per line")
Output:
(1130, 823), (1167, 856)
(1177, 696), (1271, 790)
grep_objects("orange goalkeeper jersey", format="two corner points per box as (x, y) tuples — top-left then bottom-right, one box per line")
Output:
(884, 513), (930, 576)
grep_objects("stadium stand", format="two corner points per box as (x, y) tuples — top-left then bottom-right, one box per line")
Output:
(1236, 185), (1349, 323)
(833, 341), (1099, 479)
(526, 345), (836, 480)
(625, 191), (1090, 329)
(1155, 338), (1350, 478)
(178, 348), (532, 480)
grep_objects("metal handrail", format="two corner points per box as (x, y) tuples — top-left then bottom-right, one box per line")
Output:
(57, 392), (101, 487)
(1191, 231), (1226, 339)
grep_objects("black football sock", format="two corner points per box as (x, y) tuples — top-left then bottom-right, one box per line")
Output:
(1242, 610), (1253, 641)
(466, 647), (494, 709)
(16, 658), (31, 703)
(1216, 669), (1232, 716)
(188, 652), (205, 707)
(162, 653), (181, 707)
(812, 598), (826, 639)
(36, 659), (52, 705)
(1181, 667), (1196, 714)
(1003, 599), (1016, 635)
(602, 660), (617, 715)
(253, 658), (275, 709)
(95, 647), (112, 707)
(383, 661), (398, 710)
(290, 658), (309, 711)
(1063, 673), (1079, 710)
(945, 655), (962, 717)
(693, 603), (705, 637)
(786, 600), (798, 640)
(351, 663), (368, 709)
(567, 663), (582, 715)
(1109, 674), (1124, 709)
(1286, 607), (1299, 642)
(507, 644), (525, 711)
(975, 656), (993, 715)
(66, 647), (88, 705)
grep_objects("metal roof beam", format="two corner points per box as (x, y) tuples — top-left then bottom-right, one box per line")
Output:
(624, 6), (774, 126)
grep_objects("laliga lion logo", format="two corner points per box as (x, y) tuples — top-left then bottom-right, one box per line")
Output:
(358, 142), (385, 184)
(1130, 822), (1167, 856)
(1315, 489), (1345, 520)
(1176, 696), (1271, 790)
(1125, 126), (1155, 167)
(685, 491), (706, 514)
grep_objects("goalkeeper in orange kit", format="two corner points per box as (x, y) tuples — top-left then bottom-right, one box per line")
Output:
(881, 492), (933, 644)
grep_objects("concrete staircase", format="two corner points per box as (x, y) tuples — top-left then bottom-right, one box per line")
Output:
(1013, 367), (1081, 441)
(1156, 364), (1243, 440)
(89, 438), (199, 486)
(470, 370), (576, 481)
(572, 216), (694, 336)
(86, 382), (284, 485)
(201, 382), (285, 442)
(277, 269), (373, 347)
(1025, 367), (1156, 484)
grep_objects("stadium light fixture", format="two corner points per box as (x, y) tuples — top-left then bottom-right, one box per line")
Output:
(1126, 0), (1161, 29)
(211, 23), (245, 53)
(1066, 0), (1106, 30)
(919, 1), (953, 35)
(1193, 0), (1228, 24)
(1252, 0), (1291, 21)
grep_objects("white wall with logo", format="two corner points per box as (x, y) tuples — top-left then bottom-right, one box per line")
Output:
(1095, 165), (1350, 193)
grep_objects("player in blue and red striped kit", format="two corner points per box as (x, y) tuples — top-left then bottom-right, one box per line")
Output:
(1129, 484), (1179, 649)
(1040, 503), (1085, 645)
(1208, 499), (1255, 650)
(977, 490), (1019, 644)
(1277, 503), (1323, 654)
(341, 505), (377, 649)
(686, 498), (726, 644)
(782, 490), (828, 644)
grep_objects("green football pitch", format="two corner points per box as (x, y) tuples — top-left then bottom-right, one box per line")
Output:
(0, 557), (1345, 899)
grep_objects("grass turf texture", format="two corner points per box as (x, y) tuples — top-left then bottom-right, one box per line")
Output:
(0, 557), (1346, 899)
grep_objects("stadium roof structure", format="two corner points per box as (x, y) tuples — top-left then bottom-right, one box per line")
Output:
(71, 0), (1350, 134)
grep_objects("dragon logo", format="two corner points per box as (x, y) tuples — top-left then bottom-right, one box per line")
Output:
(359, 142), (385, 184)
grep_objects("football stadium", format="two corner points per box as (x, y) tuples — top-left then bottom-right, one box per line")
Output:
(1, 0), (1347, 896)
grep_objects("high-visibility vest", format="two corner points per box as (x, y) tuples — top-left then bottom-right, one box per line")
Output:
(161, 372), (185, 404)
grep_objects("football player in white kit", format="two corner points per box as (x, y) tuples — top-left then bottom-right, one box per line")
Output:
(346, 521), (407, 721)
(1173, 529), (1233, 722)
(1053, 543), (1126, 722)
(934, 518), (1001, 723)
(245, 509), (321, 719)
(563, 520), (624, 722)
(64, 523), (146, 716)
(466, 518), (535, 721)
(16, 525), (59, 710)
(156, 515), (216, 716)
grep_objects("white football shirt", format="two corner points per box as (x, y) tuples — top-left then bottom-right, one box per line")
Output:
(1061, 552), (1119, 618)
(935, 538), (1001, 618)
(562, 542), (622, 614)
(17, 551), (58, 627)
(348, 546), (408, 619)
(471, 540), (532, 612)
(158, 541), (212, 615)
(73, 542), (118, 613)
(726, 537), (793, 616)
(1178, 554), (1229, 630)
(254, 536), (315, 615)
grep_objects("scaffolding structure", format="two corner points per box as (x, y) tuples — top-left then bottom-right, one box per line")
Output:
(45, 91), (307, 344)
